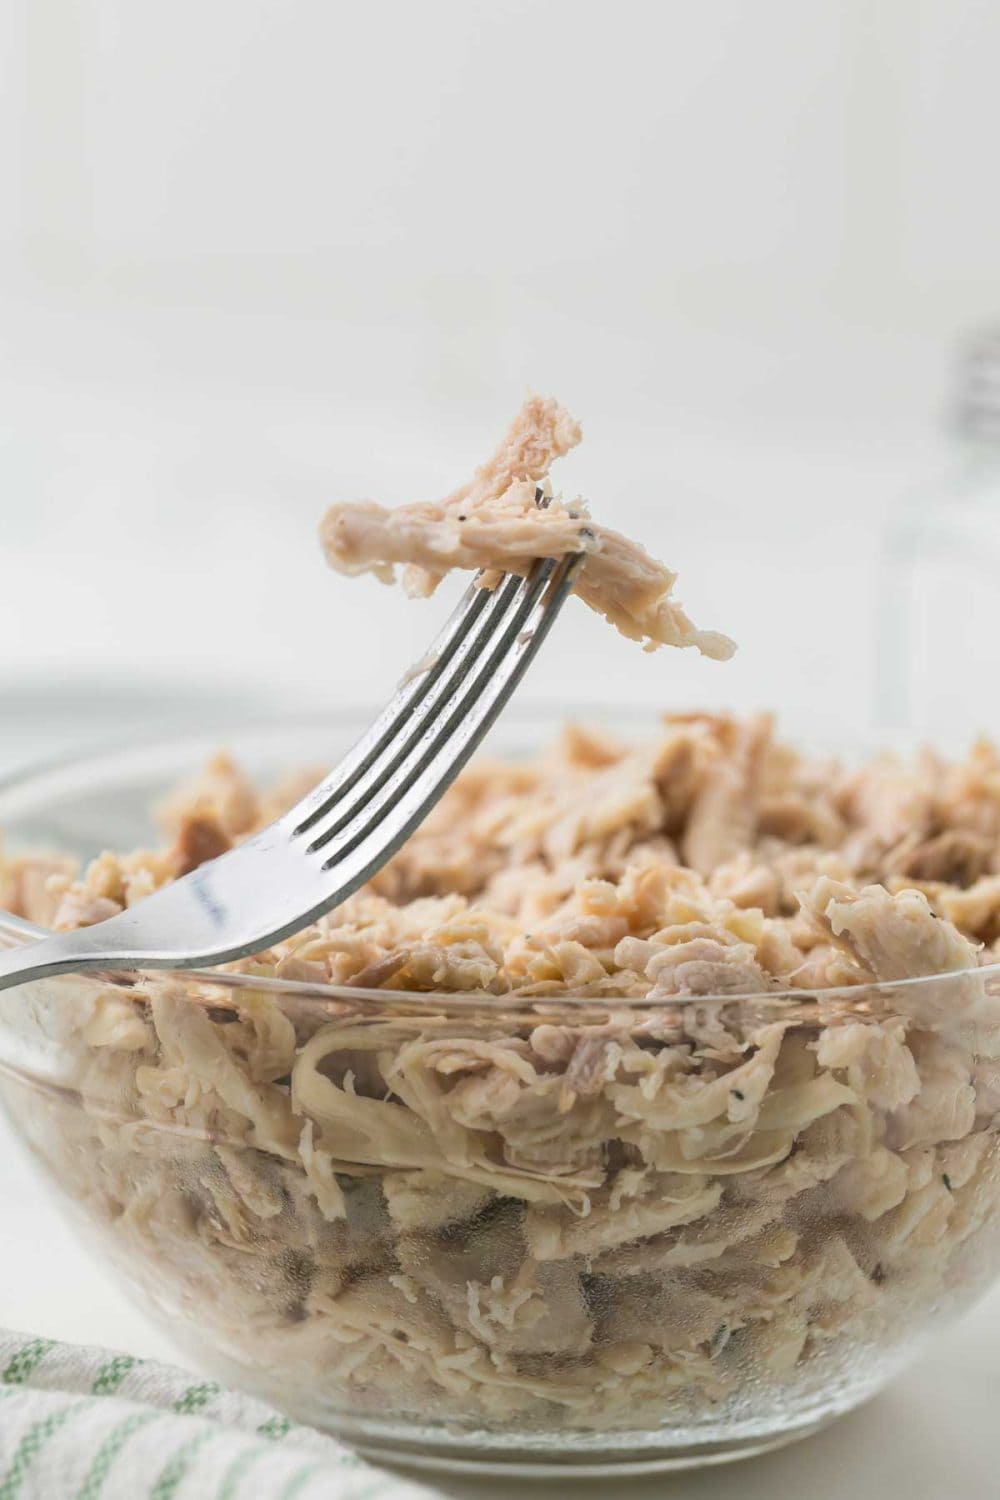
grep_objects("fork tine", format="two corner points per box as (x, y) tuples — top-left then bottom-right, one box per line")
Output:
(295, 488), (557, 838)
(305, 557), (558, 856)
(303, 560), (558, 854)
(292, 571), (521, 836)
(309, 553), (577, 864)
(304, 572), (534, 843)
(318, 553), (582, 878)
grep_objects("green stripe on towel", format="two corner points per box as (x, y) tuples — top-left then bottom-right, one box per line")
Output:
(278, 1461), (325, 1500)
(90, 1356), (138, 1398)
(215, 1441), (270, 1500)
(0, 1402), (75, 1500)
(76, 1411), (161, 1500)
(150, 1428), (215, 1500)
(171, 1383), (219, 1416)
(255, 1414), (292, 1440)
(2, 1340), (53, 1387)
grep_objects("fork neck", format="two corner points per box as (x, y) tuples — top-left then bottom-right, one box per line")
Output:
(0, 926), (123, 993)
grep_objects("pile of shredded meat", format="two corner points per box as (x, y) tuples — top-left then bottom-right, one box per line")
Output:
(319, 395), (735, 658)
(4, 715), (1000, 1434)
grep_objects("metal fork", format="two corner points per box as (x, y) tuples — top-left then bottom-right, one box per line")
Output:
(0, 543), (583, 993)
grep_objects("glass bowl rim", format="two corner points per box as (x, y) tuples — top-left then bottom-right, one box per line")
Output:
(0, 717), (995, 1016)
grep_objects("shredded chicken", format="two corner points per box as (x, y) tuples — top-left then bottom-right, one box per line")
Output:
(4, 715), (1000, 1439)
(319, 396), (734, 658)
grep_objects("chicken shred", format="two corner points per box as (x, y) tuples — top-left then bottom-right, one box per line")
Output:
(319, 396), (734, 658)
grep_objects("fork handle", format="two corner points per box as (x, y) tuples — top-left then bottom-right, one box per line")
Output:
(0, 926), (136, 993)
(0, 912), (172, 996)
(0, 855), (262, 991)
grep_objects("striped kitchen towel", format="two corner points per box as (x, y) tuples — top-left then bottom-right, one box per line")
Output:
(0, 1330), (435, 1500)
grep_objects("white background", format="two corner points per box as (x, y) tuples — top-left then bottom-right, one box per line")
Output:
(2, 0), (1000, 732)
(3, 3), (1000, 1496)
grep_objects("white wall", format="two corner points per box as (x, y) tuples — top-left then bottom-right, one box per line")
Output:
(1, 0), (998, 739)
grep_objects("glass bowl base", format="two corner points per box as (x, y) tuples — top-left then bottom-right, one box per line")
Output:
(189, 1337), (895, 1479)
(328, 1404), (850, 1478)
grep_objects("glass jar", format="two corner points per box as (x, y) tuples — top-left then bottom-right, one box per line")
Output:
(877, 327), (1000, 738)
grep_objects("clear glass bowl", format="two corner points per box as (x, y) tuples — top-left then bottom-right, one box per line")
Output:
(2, 720), (1000, 1478)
